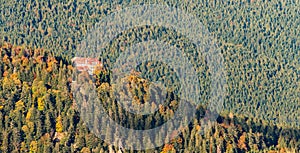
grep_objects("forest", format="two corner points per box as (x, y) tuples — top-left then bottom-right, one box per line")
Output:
(0, 0), (299, 152)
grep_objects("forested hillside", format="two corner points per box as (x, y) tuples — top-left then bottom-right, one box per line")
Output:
(0, 42), (299, 152)
(0, 0), (299, 127)
(0, 0), (299, 152)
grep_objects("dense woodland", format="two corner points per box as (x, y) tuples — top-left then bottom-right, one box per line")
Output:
(0, 0), (299, 152)
(0, 41), (299, 152)
(0, 0), (299, 127)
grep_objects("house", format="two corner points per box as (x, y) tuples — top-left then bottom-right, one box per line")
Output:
(71, 57), (102, 75)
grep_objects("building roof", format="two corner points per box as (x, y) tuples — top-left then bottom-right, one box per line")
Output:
(72, 57), (100, 65)
(72, 57), (102, 75)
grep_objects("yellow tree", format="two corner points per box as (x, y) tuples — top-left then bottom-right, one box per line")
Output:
(29, 141), (38, 153)
(56, 115), (63, 132)
(37, 96), (45, 111)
